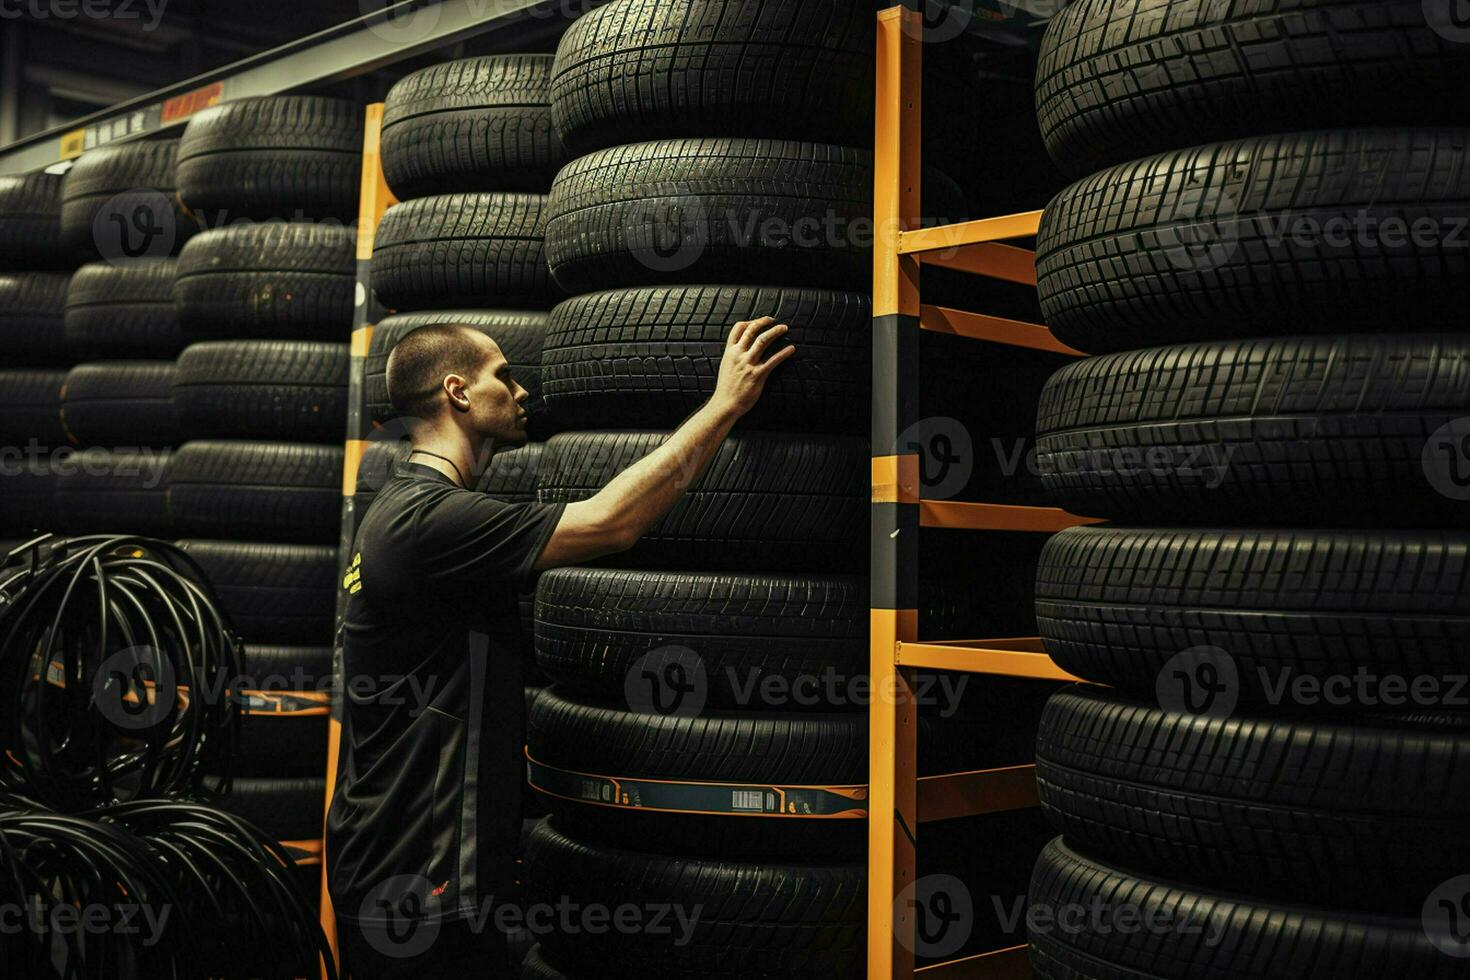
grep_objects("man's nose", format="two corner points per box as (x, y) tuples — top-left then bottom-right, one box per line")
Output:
(514, 384), (529, 403)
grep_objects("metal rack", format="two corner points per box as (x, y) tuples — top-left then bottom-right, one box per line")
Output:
(868, 6), (1094, 978)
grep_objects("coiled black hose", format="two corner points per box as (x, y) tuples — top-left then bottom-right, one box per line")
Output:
(0, 535), (242, 811)
(0, 791), (336, 979)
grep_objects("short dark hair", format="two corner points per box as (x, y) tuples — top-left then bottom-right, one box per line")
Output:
(385, 324), (492, 419)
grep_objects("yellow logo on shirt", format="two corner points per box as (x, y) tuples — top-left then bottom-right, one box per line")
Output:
(343, 552), (363, 595)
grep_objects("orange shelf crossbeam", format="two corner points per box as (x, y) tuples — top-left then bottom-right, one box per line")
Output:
(896, 636), (1081, 683)
(897, 212), (1043, 286)
(919, 500), (1099, 533)
(914, 945), (1032, 979)
(920, 305), (1083, 357)
(898, 210), (1043, 254)
(918, 765), (1041, 823)
(917, 242), (1038, 286)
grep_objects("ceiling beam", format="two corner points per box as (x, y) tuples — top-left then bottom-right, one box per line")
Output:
(0, 0), (597, 175)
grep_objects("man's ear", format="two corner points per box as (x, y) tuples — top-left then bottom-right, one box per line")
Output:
(443, 374), (472, 412)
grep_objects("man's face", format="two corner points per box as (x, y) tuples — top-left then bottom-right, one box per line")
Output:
(460, 336), (530, 445)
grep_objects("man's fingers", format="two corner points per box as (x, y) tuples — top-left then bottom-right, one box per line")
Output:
(738, 316), (779, 349)
(729, 320), (751, 346)
(757, 343), (798, 372)
(749, 322), (790, 354)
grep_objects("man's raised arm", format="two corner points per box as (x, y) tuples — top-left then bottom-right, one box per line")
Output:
(534, 317), (795, 570)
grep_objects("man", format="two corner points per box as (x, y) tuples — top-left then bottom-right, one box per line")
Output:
(325, 316), (795, 978)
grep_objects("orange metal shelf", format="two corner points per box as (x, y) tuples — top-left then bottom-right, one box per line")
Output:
(869, 6), (1090, 978)
(897, 637), (1081, 682)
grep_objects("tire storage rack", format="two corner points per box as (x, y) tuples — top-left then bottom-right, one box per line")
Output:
(0, 97), (365, 937)
(168, 93), (365, 907)
(869, 7), (1095, 979)
(171, 94), (366, 898)
(877, 0), (1470, 977)
(354, 3), (1087, 975)
(529, 2), (881, 973)
(524, 2), (1079, 976)
(5, 1), (1468, 978)
(932, 2), (1470, 979)
(1021, 1), (1470, 977)
(1, 140), (193, 569)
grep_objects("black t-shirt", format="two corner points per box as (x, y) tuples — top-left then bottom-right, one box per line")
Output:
(326, 460), (564, 926)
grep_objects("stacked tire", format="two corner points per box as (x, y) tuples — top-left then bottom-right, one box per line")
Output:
(1027, 3), (1470, 976)
(522, 2), (1059, 974)
(169, 95), (362, 850)
(0, 171), (72, 544)
(58, 143), (198, 541)
(1, 141), (195, 547)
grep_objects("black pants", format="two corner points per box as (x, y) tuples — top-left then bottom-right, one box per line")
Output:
(339, 916), (512, 979)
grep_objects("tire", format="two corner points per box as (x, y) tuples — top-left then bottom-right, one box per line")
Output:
(1035, 335), (1470, 524)
(534, 567), (866, 708)
(543, 286), (868, 431)
(550, 0), (873, 153)
(545, 139), (870, 294)
(0, 172), (67, 264)
(1027, 837), (1458, 980)
(60, 361), (178, 448)
(0, 369), (66, 447)
(174, 540), (336, 645)
(169, 441), (342, 544)
(241, 644), (333, 690)
(529, 684), (866, 858)
(215, 776), (327, 842)
(538, 431), (865, 571)
(365, 310), (547, 433)
(0, 456), (58, 536)
(59, 139), (194, 256)
(173, 223), (356, 339)
(525, 818), (864, 978)
(0, 272), (70, 365)
(1036, 525), (1470, 703)
(370, 193), (556, 311)
(1036, 128), (1470, 353)
(177, 96), (364, 222)
(173, 340), (348, 443)
(382, 55), (566, 198)
(1036, 684), (1470, 911)
(64, 260), (184, 357)
(531, 684), (865, 784)
(54, 449), (172, 537)
(1037, 0), (1470, 176)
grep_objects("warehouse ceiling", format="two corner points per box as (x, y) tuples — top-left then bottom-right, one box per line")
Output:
(3, 1), (371, 142)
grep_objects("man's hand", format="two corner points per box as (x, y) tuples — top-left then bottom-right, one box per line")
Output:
(711, 317), (797, 418)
